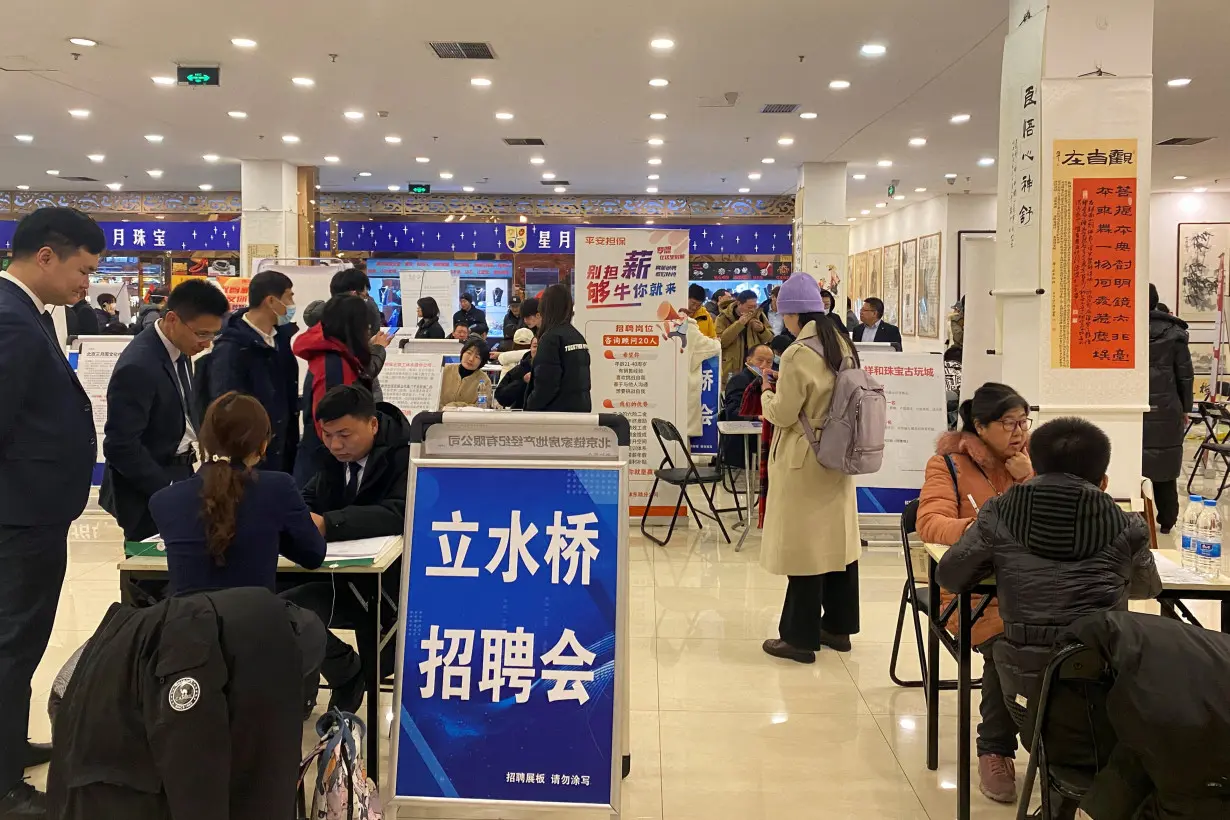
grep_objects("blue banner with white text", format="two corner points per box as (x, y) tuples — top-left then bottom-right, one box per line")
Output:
(397, 465), (621, 806)
(0, 220), (238, 252)
(688, 356), (719, 455)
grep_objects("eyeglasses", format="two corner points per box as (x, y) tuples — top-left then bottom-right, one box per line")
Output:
(997, 417), (1033, 432)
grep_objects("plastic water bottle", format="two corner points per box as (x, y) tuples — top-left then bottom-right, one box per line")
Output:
(1195, 499), (1223, 580)
(476, 377), (490, 409)
(1182, 495), (1204, 570)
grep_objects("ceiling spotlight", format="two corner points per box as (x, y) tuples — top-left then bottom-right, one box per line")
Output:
(69, 37), (97, 47)
(343, 110), (364, 120)
(648, 138), (664, 146)
(387, 185), (400, 191)
(852, 173), (866, 180)
(151, 76), (175, 86)
(358, 171), (372, 177)
(14, 135), (32, 143)
(145, 134), (164, 143)
(1167, 78), (1192, 87)
(978, 157), (996, 166)
(384, 135), (402, 144)
(281, 134), (300, 143)
(462, 186), (475, 192)
(292, 77), (315, 87)
(748, 172), (762, 180)
(416, 156), (430, 163)
(738, 187), (750, 193)
(1193, 186), (1208, 193)
(155, 214), (165, 219)
(645, 219), (655, 225)
(860, 43), (887, 56)
(648, 78), (669, 87)
(495, 111), (515, 120)
(648, 158), (662, 165)
(799, 112), (818, 119)
(529, 156), (545, 165)
(16, 185), (28, 190)
(199, 184), (214, 191)
(877, 159), (893, 167)
(470, 77), (492, 87)
(915, 187), (927, 192)
(650, 38), (675, 49)
(519, 215), (528, 223)
(847, 217), (858, 221)
(45, 170), (60, 176)
(646, 186), (658, 193)
(893, 194), (905, 200)
(230, 38), (257, 48)
(228, 110), (248, 119)
(324, 155), (340, 163)
(439, 172), (454, 179)
(542, 172), (556, 180)
(68, 109), (90, 119)
(861, 209), (871, 215)
(649, 112), (668, 120)
(909, 137), (927, 147)
(1173, 175), (1189, 180)
(146, 169), (163, 178)
(778, 137), (794, 146)
(945, 173), (958, 179)
(87, 154), (104, 163)
(202, 154), (220, 162)
(950, 113), (971, 124)
(647, 174), (660, 180)
(553, 186), (567, 193)
(762, 157), (775, 164)
(106, 183), (122, 191)
(829, 80), (851, 90)
(875, 202), (887, 208)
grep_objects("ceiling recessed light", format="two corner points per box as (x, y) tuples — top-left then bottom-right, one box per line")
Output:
(553, 186), (566, 193)
(877, 159), (893, 167)
(852, 173), (866, 180)
(978, 157), (996, 166)
(649, 78), (669, 87)
(15, 184), (28, 190)
(648, 137), (664, 146)
(875, 202), (887, 208)
(542, 172), (556, 180)
(847, 217), (858, 221)
(14, 134), (32, 143)
(281, 134), (300, 144)
(199, 184), (213, 191)
(230, 38), (257, 48)
(799, 112), (818, 119)
(145, 134), (164, 143)
(650, 38), (675, 49)
(440, 172), (454, 179)
(861, 209), (871, 215)
(202, 154), (220, 163)
(68, 109), (90, 119)
(778, 137), (794, 146)
(463, 186), (475, 192)
(68, 37), (97, 47)
(738, 187), (750, 193)
(646, 186), (658, 193)
(146, 169), (163, 178)
(495, 111), (514, 120)
(645, 219), (655, 225)
(945, 173), (958, 179)
(893, 194), (905, 200)
(860, 43), (887, 56)
(87, 154), (104, 163)
(416, 156), (430, 163)
(649, 112), (668, 120)
(829, 80), (851, 90)
(915, 187), (927, 192)
(529, 156), (545, 165)
(343, 111), (364, 120)
(323, 155), (340, 163)
(470, 77), (492, 87)
(762, 157), (775, 164)
(45, 169), (60, 176)
(384, 135), (402, 144)
(648, 158), (662, 165)
(909, 137), (927, 147)
(1173, 175), (1189, 180)
(151, 76), (175, 86)
(228, 110), (247, 119)
(647, 174), (660, 180)
(748, 172), (761, 180)
(1167, 78), (1192, 87)
(155, 214), (165, 219)
(1193, 186), (1208, 193)
(387, 184), (400, 191)
(950, 113), (971, 124)
(106, 183), (121, 191)
(291, 77), (315, 87)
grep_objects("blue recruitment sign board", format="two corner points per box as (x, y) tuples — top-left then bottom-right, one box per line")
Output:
(688, 356), (720, 455)
(0, 220), (239, 252)
(395, 464), (622, 808)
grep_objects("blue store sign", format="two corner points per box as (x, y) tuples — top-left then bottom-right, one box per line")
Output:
(396, 465), (622, 807)
(0, 220), (238, 252)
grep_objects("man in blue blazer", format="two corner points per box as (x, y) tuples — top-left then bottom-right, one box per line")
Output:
(0, 208), (104, 817)
(101, 279), (228, 543)
(851, 297), (904, 352)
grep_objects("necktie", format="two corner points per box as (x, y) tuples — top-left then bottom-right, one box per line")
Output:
(345, 464), (361, 502)
(175, 356), (196, 431)
(39, 311), (56, 337)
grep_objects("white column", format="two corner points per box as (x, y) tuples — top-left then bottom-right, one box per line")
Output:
(240, 160), (302, 275)
(793, 162), (850, 302)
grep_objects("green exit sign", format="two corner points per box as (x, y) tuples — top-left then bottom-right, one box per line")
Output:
(887, 184), (896, 197)
(176, 65), (221, 87)
(409, 183), (431, 194)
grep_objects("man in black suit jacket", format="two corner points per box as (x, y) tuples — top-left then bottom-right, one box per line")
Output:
(101, 279), (229, 543)
(0, 208), (104, 817)
(851, 297), (904, 352)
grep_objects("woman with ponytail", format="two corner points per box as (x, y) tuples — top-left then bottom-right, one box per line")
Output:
(917, 381), (1034, 805)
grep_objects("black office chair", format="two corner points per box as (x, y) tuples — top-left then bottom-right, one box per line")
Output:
(1187, 401), (1230, 500)
(1016, 643), (1110, 820)
(640, 418), (732, 547)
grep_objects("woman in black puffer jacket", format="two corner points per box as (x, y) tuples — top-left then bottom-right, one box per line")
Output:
(525, 284), (591, 412)
(1143, 284), (1194, 533)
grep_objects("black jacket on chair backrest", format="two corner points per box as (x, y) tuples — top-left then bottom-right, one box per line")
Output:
(47, 587), (304, 820)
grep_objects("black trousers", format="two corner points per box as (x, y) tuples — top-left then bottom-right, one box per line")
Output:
(1153, 479), (1179, 533)
(0, 523), (68, 790)
(977, 637), (1019, 757)
(778, 561), (860, 651)
(279, 582), (366, 690)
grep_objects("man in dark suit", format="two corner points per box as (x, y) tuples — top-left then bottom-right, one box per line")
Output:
(851, 297), (904, 352)
(101, 279), (228, 543)
(0, 208), (105, 817)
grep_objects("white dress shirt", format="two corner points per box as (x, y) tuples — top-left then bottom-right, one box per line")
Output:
(863, 320), (883, 343)
(154, 319), (197, 455)
(348, 456), (369, 491)
(242, 313), (276, 348)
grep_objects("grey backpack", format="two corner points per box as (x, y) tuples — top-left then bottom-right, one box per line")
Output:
(794, 336), (886, 475)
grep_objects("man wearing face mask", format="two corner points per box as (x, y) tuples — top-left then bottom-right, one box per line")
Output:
(201, 270), (301, 474)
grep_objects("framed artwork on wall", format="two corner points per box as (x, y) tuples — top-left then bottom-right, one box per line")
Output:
(867, 246), (882, 300)
(854, 251), (868, 304)
(1190, 343), (1215, 374)
(1177, 223), (1230, 322)
(900, 238), (918, 336)
(882, 242), (901, 326)
(917, 232), (942, 339)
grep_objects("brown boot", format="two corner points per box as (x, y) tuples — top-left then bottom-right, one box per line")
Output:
(978, 754), (1017, 803)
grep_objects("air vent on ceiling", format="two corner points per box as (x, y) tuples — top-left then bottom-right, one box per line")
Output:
(1157, 136), (1213, 146)
(541, 179), (570, 186)
(58, 176), (98, 183)
(428, 41), (496, 59)
(699, 92), (740, 108)
(760, 103), (800, 114)
(503, 137), (546, 146)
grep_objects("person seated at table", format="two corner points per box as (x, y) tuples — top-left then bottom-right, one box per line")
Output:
(937, 418), (1161, 816)
(439, 336), (491, 408)
(497, 327), (534, 377)
(720, 344), (774, 468)
(495, 336), (537, 410)
(917, 382), (1035, 805)
(283, 384), (410, 713)
(451, 321), (471, 342)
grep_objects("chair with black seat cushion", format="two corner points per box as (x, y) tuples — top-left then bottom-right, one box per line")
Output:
(640, 418), (731, 547)
(1187, 401), (1230, 501)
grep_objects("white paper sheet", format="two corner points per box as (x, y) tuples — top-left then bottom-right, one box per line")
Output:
(1152, 552), (1208, 585)
(324, 535), (400, 562)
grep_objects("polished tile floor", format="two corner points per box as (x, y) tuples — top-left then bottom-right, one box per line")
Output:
(25, 499), (1223, 819)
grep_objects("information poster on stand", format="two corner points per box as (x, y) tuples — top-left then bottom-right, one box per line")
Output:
(574, 228), (689, 515)
(399, 268), (461, 321)
(76, 337), (131, 464)
(1049, 138), (1138, 369)
(379, 353), (446, 422)
(854, 352), (947, 514)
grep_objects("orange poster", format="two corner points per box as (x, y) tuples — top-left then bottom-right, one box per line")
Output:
(1050, 139), (1138, 369)
(170, 274), (250, 311)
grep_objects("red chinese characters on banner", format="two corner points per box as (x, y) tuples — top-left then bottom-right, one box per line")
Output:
(584, 247), (678, 308)
(1070, 178), (1135, 368)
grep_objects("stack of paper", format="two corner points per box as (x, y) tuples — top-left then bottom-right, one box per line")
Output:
(324, 535), (401, 565)
(1153, 552), (1209, 585)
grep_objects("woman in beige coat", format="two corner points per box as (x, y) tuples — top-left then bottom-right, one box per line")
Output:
(759, 273), (861, 664)
(438, 336), (491, 408)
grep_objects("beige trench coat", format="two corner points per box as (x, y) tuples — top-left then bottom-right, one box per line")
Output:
(759, 321), (861, 576)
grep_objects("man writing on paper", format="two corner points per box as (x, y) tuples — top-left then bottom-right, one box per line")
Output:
(0, 208), (103, 817)
(283, 384), (409, 713)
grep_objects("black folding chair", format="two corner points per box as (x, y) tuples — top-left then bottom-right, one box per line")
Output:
(640, 418), (732, 547)
(1186, 401), (1230, 500)
(890, 499), (981, 694)
(1016, 643), (1110, 820)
